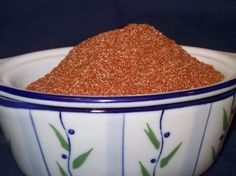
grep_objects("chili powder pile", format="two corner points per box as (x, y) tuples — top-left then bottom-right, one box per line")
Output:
(27, 24), (224, 96)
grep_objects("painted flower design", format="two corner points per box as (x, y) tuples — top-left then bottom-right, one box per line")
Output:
(139, 111), (182, 176)
(211, 95), (236, 162)
(49, 112), (93, 176)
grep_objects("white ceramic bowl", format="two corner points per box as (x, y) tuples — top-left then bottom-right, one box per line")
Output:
(0, 46), (236, 176)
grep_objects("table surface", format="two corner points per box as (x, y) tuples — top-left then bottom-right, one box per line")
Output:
(0, 0), (236, 175)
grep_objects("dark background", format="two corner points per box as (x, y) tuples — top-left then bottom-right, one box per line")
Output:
(0, 0), (236, 175)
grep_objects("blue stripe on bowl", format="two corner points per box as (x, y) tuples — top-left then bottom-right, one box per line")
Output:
(0, 77), (236, 104)
(0, 88), (235, 113)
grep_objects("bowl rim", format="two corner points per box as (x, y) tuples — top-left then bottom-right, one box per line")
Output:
(1, 87), (235, 113)
(0, 46), (236, 104)
(0, 79), (236, 104)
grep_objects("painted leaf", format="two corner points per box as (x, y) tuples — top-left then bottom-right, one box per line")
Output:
(49, 124), (69, 151)
(73, 148), (93, 169)
(223, 108), (228, 131)
(160, 142), (182, 168)
(56, 161), (67, 176)
(144, 123), (160, 150)
(211, 146), (217, 161)
(138, 161), (151, 176)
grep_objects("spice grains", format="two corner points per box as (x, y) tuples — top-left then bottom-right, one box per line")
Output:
(27, 24), (224, 96)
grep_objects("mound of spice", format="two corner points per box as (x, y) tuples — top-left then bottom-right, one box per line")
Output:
(27, 24), (224, 96)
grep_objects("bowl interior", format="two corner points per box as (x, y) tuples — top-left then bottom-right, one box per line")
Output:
(0, 46), (236, 91)
(0, 46), (236, 108)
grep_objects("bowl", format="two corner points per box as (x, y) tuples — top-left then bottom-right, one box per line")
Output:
(0, 46), (236, 176)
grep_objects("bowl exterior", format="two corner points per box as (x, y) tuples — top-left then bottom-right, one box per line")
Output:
(0, 92), (235, 176)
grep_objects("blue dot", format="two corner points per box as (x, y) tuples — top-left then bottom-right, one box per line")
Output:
(68, 129), (75, 135)
(150, 158), (156, 163)
(62, 154), (67, 159)
(164, 132), (170, 138)
(220, 134), (224, 141)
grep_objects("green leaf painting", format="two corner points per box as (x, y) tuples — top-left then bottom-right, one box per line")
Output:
(56, 161), (68, 176)
(49, 124), (69, 151)
(144, 123), (160, 150)
(140, 120), (183, 175)
(73, 148), (93, 169)
(139, 161), (151, 176)
(160, 142), (182, 168)
(210, 108), (230, 164)
(211, 146), (217, 162)
(223, 108), (228, 131)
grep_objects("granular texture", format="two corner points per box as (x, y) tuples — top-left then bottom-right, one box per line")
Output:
(26, 24), (224, 96)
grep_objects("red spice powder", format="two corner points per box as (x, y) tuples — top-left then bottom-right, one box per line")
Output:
(26, 24), (224, 96)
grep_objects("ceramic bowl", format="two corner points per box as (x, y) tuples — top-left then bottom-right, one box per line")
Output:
(0, 46), (236, 176)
